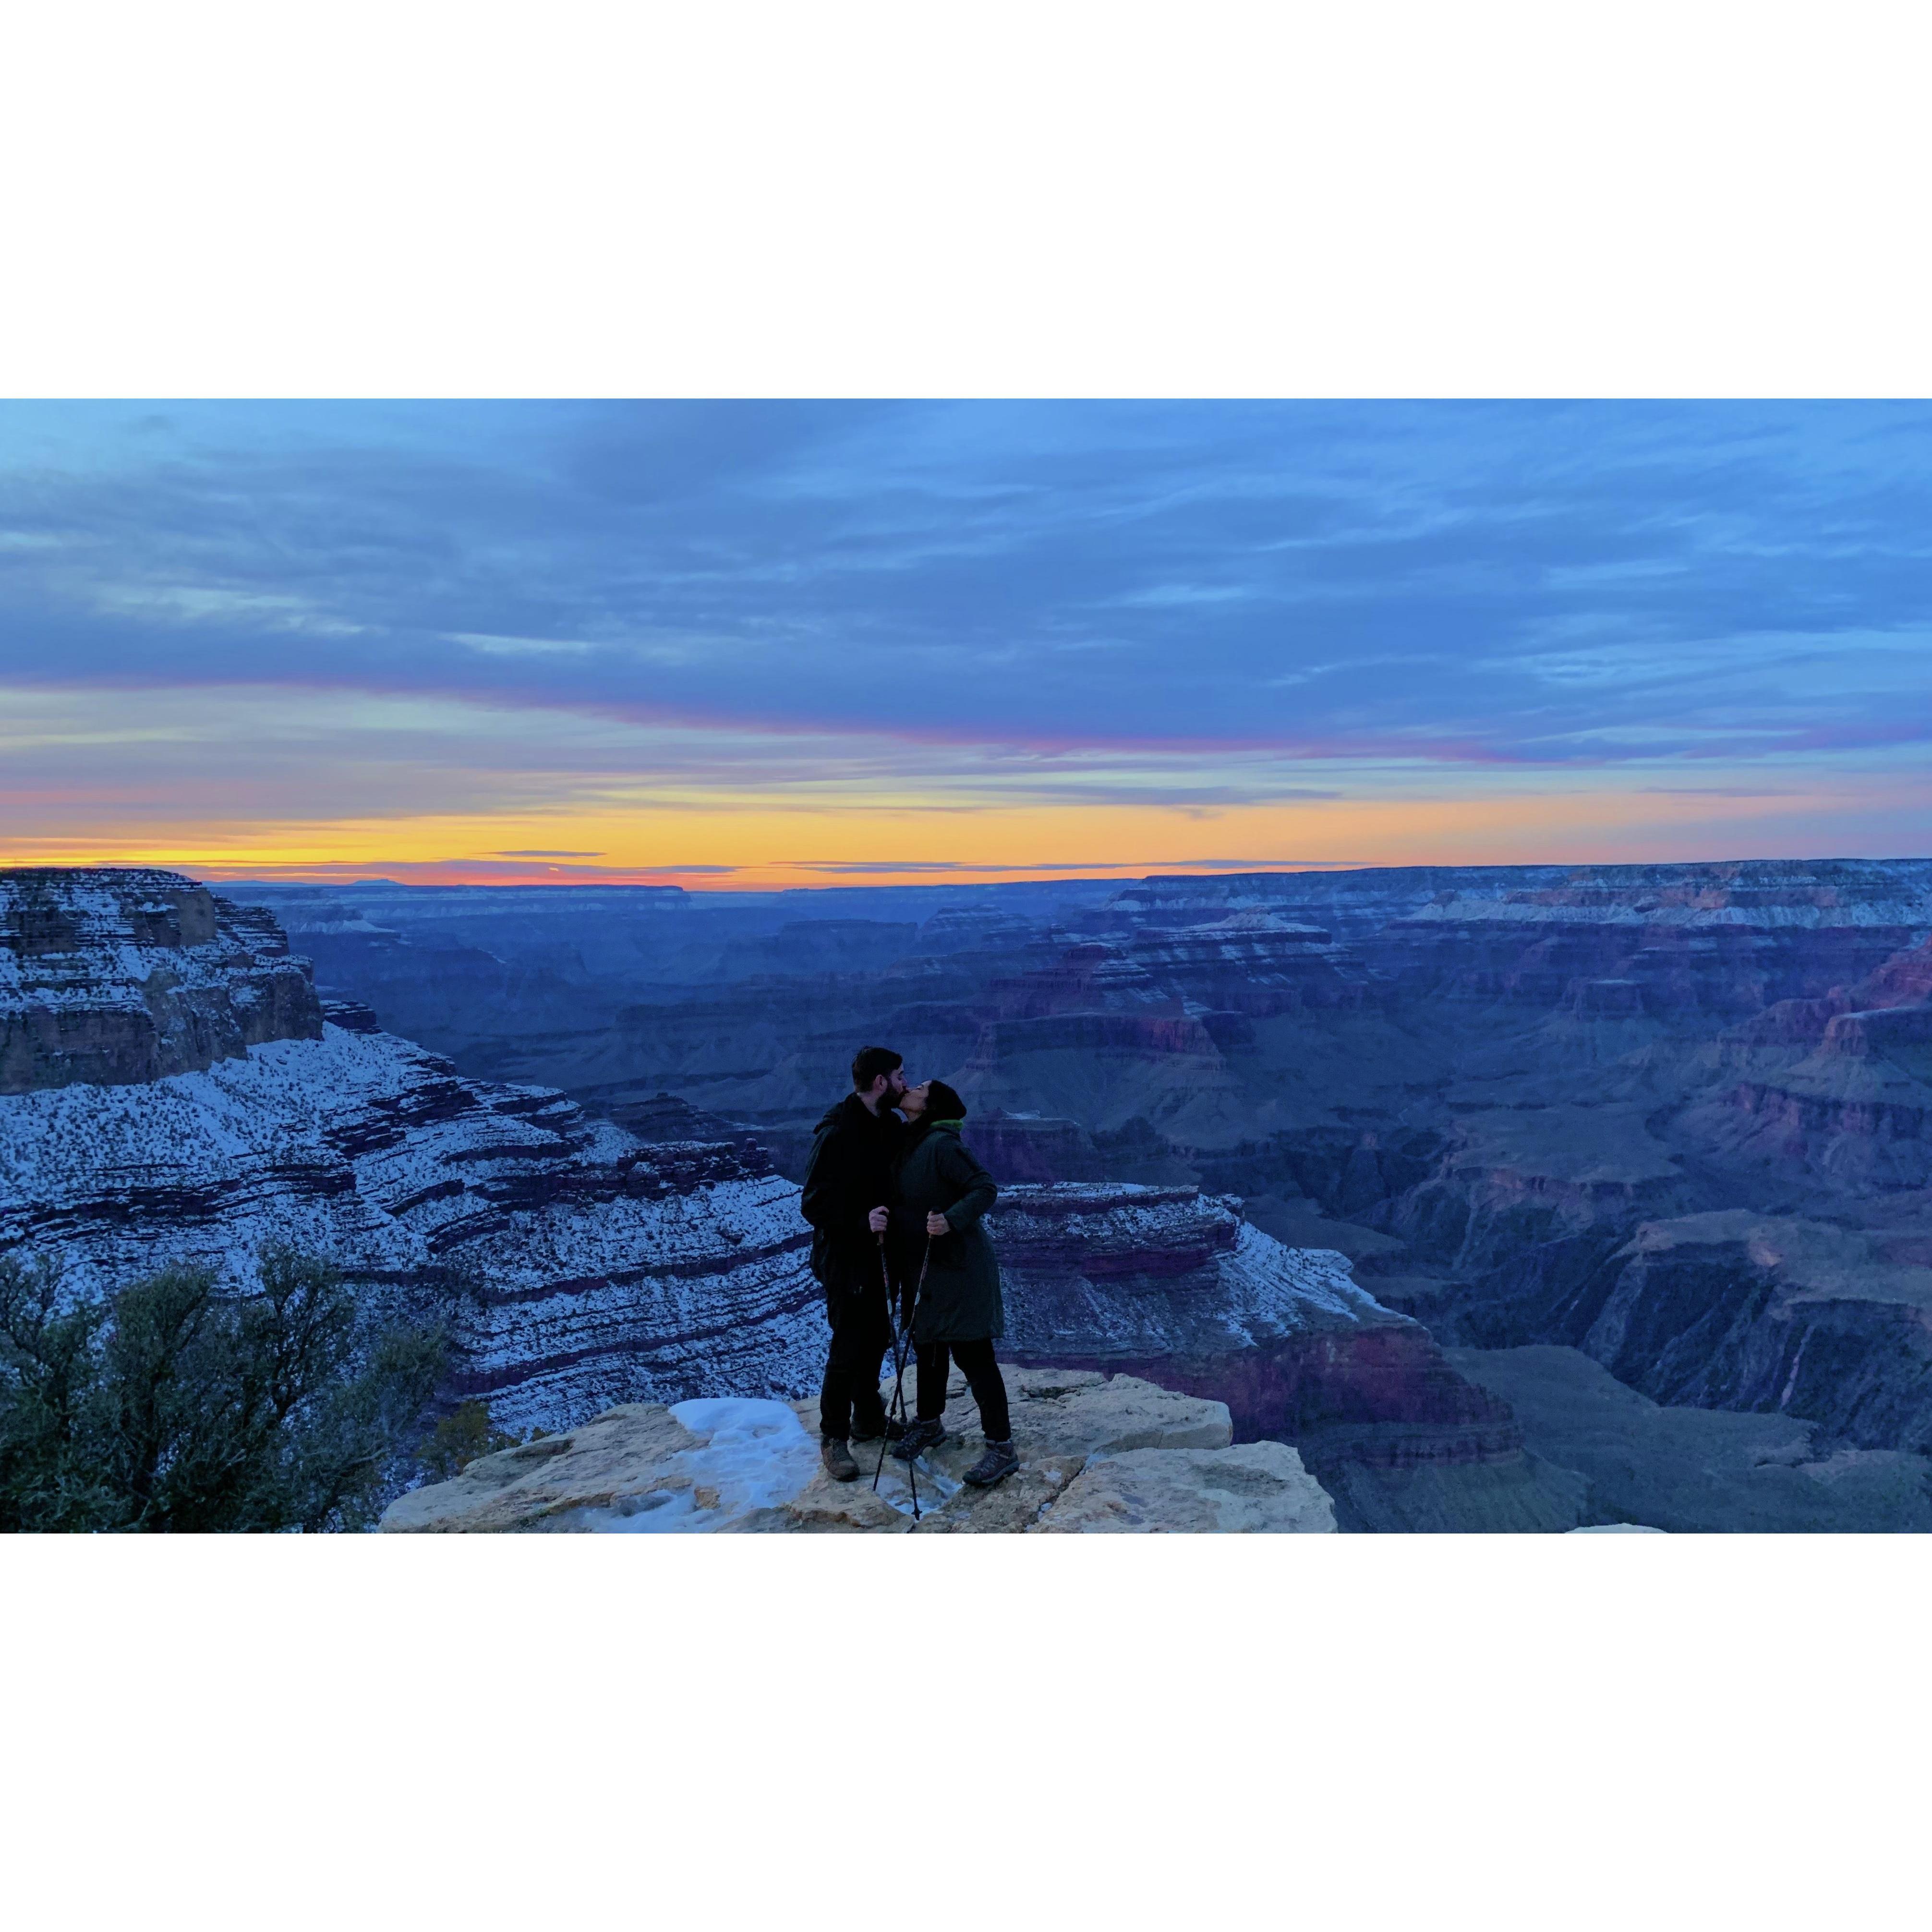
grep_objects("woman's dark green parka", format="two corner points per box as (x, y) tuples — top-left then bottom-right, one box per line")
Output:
(890, 1122), (1003, 1344)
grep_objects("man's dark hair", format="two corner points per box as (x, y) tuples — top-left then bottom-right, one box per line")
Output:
(851, 1045), (903, 1092)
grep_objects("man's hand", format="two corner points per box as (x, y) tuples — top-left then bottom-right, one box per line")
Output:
(868, 1206), (890, 1235)
(926, 1210), (951, 1238)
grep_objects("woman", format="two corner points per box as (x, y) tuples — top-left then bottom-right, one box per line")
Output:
(887, 1079), (1017, 1486)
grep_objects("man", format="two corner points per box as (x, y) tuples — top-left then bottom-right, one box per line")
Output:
(800, 1044), (908, 1480)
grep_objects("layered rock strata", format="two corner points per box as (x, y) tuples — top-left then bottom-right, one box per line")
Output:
(1456, 1211), (1932, 1455)
(1376, 861), (1932, 1011)
(985, 1183), (1585, 1530)
(2, 868), (321, 1093)
(0, 1017), (824, 1434)
(0, 873), (827, 1436)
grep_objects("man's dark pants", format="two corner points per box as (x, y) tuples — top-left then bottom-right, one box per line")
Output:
(820, 1273), (894, 1440)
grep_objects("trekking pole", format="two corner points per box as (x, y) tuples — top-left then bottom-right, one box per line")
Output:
(871, 1236), (932, 1517)
(872, 1233), (907, 1498)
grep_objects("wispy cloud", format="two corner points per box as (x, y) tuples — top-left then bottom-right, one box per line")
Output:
(3, 400), (1931, 877)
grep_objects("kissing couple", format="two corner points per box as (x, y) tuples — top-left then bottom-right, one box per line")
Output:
(799, 1045), (1017, 1490)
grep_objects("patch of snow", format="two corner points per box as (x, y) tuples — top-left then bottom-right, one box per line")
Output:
(585, 1397), (820, 1533)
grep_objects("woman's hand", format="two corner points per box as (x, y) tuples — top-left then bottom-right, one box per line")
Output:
(925, 1210), (952, 1238)
(868, 1206), (890, 1235)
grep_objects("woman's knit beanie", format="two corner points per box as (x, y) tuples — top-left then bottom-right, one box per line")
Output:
(924, 1079), (968, 1123)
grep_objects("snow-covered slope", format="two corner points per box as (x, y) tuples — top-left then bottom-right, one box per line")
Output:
(1, 868), (826, 1433)
(0, 1015), (825, 1430)
(991, 1182), (1385, 1358)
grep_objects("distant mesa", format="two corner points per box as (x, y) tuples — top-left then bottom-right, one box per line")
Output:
(2, 866), (322, 1095)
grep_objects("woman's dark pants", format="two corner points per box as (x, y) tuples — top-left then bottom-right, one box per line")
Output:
(914, 1337), (1011, 1441)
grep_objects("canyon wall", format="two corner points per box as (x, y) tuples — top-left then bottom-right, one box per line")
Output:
(218, 857), (1932, 1524)
(2, 868), (322, 1093)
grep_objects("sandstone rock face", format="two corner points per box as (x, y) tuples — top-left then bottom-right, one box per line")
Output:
(1370, 1105), (1691, 1275)
(379, 1403), (704, 1532)
(2, 868), (322, 1093)
(1691, 936), (1932, 1191)
(902, 1363), (1234, 1457)
(383, 1367), (1337, 1534)
(768, 1365), (1242, 1533)
(1037, 1443), (1336, 1534)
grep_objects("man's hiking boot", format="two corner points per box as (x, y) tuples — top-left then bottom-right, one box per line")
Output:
(820, 1436), (860, 1482)
(890, 1417), (947, 1461)
(962, 1439), (1020, 1487)
(849, 1415), (907, 1445)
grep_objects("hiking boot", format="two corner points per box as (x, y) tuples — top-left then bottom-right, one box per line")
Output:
(849, 1414), (907, 1445)
(889, 1417), (947, 1461)
(820, 1436), (859, 1482)
(962, 1439), (1019, 1487)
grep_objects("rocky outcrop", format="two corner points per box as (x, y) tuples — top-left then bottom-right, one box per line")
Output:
(380, 1367), (1337, 1533)
(2, 868), (322, 1093)
(379, 1402), (707, 1532)
(992, 1183), (1397, 1379)
(1692, 935), (1932, 1191)
(1036, 1443), (1337, 1533)
(983, 1182), (1583, 1530)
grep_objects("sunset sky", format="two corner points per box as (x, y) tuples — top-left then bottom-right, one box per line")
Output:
(4, 399), (1929, 889)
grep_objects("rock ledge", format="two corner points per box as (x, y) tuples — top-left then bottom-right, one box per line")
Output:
(381, 1367), (1337, 1534)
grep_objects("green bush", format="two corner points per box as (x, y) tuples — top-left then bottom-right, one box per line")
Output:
(417, 1400), (547, 1483)
(0, 1246), (447, 1533)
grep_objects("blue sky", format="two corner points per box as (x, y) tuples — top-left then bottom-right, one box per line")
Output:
(3, 400), (1929, 883)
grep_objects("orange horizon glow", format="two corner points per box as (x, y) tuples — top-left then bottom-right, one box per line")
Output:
(3, 780), (1914, 891)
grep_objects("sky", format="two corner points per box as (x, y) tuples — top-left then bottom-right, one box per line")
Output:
(2, 399), (1930, 889)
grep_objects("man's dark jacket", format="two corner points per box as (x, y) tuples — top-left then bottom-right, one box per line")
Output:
(800, 1094), (903, 1298)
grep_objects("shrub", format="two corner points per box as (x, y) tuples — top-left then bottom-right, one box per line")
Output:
(417, 1400), (548, 1483)
(0, 1246), (447, 1533)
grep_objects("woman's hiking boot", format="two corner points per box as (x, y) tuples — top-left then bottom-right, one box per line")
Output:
(890, 1417), (947, 1461)
(849, 1415), (907, 1445)
(820, 1436), (860, 1482)
(963, 1439), (1019, 1486)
